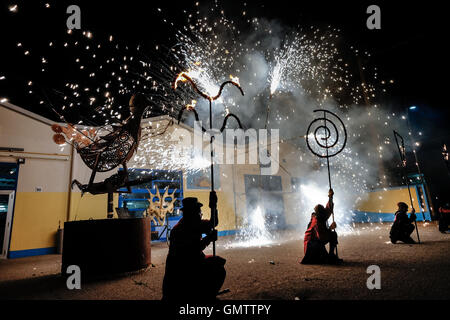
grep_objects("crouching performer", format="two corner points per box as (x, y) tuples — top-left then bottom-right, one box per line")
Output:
(300, 189), (343, 265)
(162, 191), (226, 301)
(390, 202), (417, 244)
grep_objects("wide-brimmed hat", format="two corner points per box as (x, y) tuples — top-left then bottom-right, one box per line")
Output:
(397, 202), (408, 209)
(181, 197), (203, 212)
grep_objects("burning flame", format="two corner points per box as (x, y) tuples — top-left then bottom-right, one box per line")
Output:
(186, 99), (197, 110)
(173, 71), (190, 89)
(229, 75), (240, 86)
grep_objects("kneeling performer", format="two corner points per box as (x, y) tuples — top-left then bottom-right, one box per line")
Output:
(301, 189), (342, 264)
(390, 202), (417, 244)
(162, 192), (226, 300)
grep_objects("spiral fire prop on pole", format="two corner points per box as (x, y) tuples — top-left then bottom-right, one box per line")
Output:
(306, 109), (347, 257)
(306, 109), (347, 192)
(393, 130), (421, 244)
(174, 72), (244, 256)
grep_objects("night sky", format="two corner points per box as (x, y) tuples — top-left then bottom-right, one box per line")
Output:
(0, 1), (445, 116)
(0, 1), (448, 204)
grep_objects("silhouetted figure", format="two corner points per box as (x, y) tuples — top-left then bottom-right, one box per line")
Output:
(438, 202), (450, 233)
(301, 189), (342, 265)
(162, 192), (226, 301)
(390, 202), (417, 244)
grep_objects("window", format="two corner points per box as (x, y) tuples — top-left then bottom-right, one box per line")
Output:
(0, 163), (18, 190)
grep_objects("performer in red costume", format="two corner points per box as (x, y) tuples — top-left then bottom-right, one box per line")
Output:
(300, 189), (343, 264)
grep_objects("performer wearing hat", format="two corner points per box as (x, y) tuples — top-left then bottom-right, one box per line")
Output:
(162, 191), (226, 300)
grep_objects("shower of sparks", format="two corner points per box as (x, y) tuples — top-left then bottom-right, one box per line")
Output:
(227, 206), (275, 248)
(2, 1), (409, 242)
(269, 40), (297, 96)
(270, 61), (283, 96)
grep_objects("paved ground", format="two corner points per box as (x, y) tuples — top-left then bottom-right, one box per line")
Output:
(1, 222), (449, 300)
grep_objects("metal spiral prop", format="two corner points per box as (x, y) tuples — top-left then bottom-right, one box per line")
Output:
(306, 109), (347, 215)
(173, 72), (245, 257)
(174, 72), (244, 101)
(306, 109), (347, 259)
(306, 109), (347, 160)
(220, 113), (243, 132)
(177, 107), (206, 132)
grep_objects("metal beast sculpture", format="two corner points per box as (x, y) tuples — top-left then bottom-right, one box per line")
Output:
(51, 93), (152, 195)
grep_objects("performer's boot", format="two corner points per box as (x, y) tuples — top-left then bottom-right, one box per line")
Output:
(328, 234), (343, 264)
(327, 250), (343, 264)
(402, 236), (416, 244)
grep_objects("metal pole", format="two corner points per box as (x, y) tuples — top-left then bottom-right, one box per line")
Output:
(323, 111), (333, 221)
(209, 99), (216, 256)
(324, 111), (338, 257)
(406, 176), (421, 243)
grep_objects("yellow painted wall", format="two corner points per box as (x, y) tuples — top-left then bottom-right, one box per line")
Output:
(183, 190), (236, 232)
(69, 192), (119, 221)
(2, 104), (121, 254)
(356, 187), (419, 213)
(9, 192), (67, 251)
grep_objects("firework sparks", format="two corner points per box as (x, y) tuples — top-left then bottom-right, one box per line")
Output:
(2, 1), (408, 243)
(227, 206), (276, 248)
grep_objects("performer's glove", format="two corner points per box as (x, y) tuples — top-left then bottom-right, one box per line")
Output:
(410, 213), (417, 221)
(209, 191), (218, 208)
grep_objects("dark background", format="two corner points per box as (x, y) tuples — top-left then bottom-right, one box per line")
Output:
(0, 0), (448, 213)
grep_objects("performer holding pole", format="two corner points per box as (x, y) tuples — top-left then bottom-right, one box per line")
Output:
(393, 130), (421, 243)
(173, 72), (244, 256)
(165, 72), (244, 300)
(301, 109), (347, 264)
(323, 110), (338, 257)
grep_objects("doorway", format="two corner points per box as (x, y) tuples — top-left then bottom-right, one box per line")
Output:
(0, 191), (15, 259)
(0, 162), (19, 259)
(244, 175), (286, 230)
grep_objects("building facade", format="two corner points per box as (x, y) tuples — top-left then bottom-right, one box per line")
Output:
(0, 102), (432, 258)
